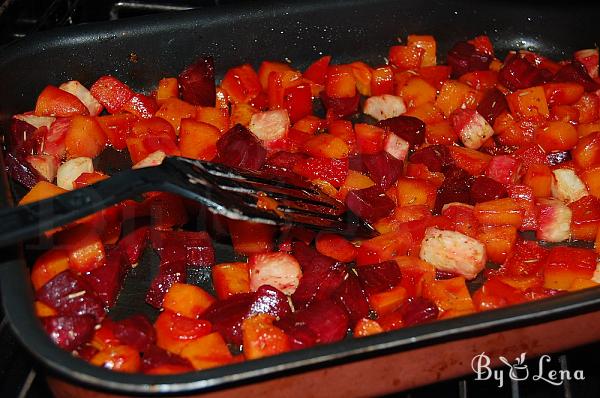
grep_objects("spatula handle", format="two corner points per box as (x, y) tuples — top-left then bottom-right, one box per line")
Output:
(0, 166), (165, 248)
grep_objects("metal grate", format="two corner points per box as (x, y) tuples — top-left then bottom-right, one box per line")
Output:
(0, 1), (598, 397)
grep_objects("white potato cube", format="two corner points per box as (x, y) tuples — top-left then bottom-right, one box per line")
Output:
(419, 227), (486, 280)
(249, 109), (290, 142)
(363, 94), (407, 121)
(536, 198), (572, 242)
(551, 168), (588, 204)
(56, 157), (93, 190)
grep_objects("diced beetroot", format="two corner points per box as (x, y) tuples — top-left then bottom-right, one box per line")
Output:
(433, 168), (473, 213)
(435, 270), (460, 280)
(345, 186), (395, 223)
(361, 152), (403, 190)
(348, 155), (367, 172)
(216, 124), (267, 170)
(77, 344), (99, 362)
(36, 270), (105, 321)
(150, 229), (186, 264)
(8, 118), (41, 156)
(499, 56), (548, 91)
(333, 273), (370, 325)
(42, 315), (96, 351)
(277, 299), (349, 344)
(355, 260), (402, 294)
(274, 315), (318, 350)
(178, 56), (216, 106)
(113, 314), (156, 352)
(400, 297), (439, 327)
(447, 41), (493, 78)
(469, 176), (508, 203)
(291, 242), (347, 308)
(118, 226), (150, 266)
(409, 144), (454, 173)
(82, 247), (127, 307)
(203, 293), (255, 346)
(477, 88), (508, 125)
(376, 115), (425, 148)
(546, 151), (571, 166)
(179, 231), (215, 267)
(320, 92), (360, 119)
(248, 285), (292, 320)
(150, 229), (215, 267)
(4, 152), (42, 188)
(145, 273), (181, 309)
(552, 60), (600, 92)
(141, 345), (193, 373)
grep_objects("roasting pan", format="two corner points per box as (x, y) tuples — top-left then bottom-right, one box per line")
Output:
(1, 0), (600, 396)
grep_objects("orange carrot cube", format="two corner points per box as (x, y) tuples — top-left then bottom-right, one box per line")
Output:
(212, 262), (250, 300)
(476, 225), (517, 264)
(422, 277), (475, 315)
(65, 115), (107, 159)
(396, 177), (437, 209)
(353, 318), (384, 337)
(227, 219), (276, 255)
(19, 181), (67, 205)
(523, 163), (553, 198)
(180, 332), (233, 370)
(368, 285), (408, 315)
(179, 119), (220, 161)
(31, 249), (70, 290)
(90, 345), (141, 373)
(162, 283), (216, 319)
(474, 198), (524, 227)
(242, 314), (291, 360)
(156, 77), (179, 104)
(506, 86), (549, 118)
(154, 310), (212, 355)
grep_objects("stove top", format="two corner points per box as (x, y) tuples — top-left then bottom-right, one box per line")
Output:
(0, 1), (598, 397)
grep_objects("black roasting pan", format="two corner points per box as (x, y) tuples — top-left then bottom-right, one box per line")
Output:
(0, 0), (599, 396)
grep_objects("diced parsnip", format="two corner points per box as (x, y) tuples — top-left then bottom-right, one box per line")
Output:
(451, 109), (494, 149)
(59, 80), (103, 116)
(419, 227), (486, 280)
(551, 168), (589, 204)
(384, 133), (410, 161)
(363, 94), (407, 121)
(248, 252), (302, 295)
(56, 156), (93, 190)
(26, 154), (59, 182)
(249, 109), (290, 142)
(536, 198), (572, 242)
(14, 114), (56, 129)
(132, 150), (166, 169)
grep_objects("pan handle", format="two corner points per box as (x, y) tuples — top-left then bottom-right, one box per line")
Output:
(0, 166), (165, 248)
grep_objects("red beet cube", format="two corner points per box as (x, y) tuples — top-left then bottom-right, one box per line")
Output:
(447, 41), (493, 78)
(277, 299), (349, 345)
(361, 152), (403, 190)
(320, 91), (360, 119)
(477, 88), (508, 125)
(216, 124), (267, 170)
(42, 315), (96, 351)
(150, 229), (214, 267)
(204, 293), (255, 346)
(409, 144), (454, 173)
(248, 285), (292, 320)
(355, 260), (402, 294)
(345, 186), (395, 223)
(552, 60), (600, 92)
(141, 345), (193, 373)
(498, 56), (548, 91)
(434, 168), (474, 213)
(470, 176), (508, 203)
(145, 262), (187, 309)
(113, 314), (156, 352)
(377, 115), (425, 148)
(4, 152), (42, 189)
(118, 226), (150, 266)
(36, 270), (105, 321)
(178, 56), (216, 106)
(400, 297), (439, 327)
(82, 247), (127, 307)
(291, 242), (347, 308)
(332, 272), (370, 325)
